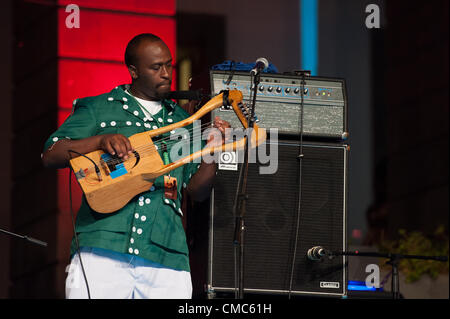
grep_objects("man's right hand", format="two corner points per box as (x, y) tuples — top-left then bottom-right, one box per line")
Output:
(99, 134), (134, 160)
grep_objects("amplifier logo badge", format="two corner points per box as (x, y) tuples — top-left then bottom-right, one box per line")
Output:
(320, 282), (340, 289)
(219, 152), (238, 171)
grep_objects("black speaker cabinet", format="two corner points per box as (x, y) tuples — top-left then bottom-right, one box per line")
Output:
(207, 141), (348, 297)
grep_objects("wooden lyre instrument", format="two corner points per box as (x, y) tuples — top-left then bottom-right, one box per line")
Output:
(69, 90), (267, 213)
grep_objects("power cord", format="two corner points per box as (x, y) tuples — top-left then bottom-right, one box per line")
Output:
(288, 72), (307, 299)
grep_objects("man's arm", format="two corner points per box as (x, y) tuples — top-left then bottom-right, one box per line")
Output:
(186, 161), (217, 202)
(42, 134), (134, 169)
(41, 100), (133, 169)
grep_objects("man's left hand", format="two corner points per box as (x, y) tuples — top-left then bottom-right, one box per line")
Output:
(206, 116), (231, 147)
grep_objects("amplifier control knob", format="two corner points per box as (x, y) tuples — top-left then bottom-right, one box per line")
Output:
(285, 88), (291, 94)
(294, 88), (300, 94)
(259, 85), (264, 92)
(268, 86), (273, 92)
(276, 87), (282, 93)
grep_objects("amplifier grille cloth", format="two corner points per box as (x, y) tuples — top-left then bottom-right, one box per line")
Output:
(210, 142), (347, 295)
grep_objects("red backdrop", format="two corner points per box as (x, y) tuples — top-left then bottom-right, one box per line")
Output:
(57, 1), (176, 213)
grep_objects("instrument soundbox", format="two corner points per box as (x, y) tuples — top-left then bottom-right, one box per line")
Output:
(69, 90), (266, 214)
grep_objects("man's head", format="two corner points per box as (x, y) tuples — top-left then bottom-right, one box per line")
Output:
(125, 33), (172, 100)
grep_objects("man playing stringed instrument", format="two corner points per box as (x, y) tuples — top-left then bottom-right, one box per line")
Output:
(42, 33), (230, 299)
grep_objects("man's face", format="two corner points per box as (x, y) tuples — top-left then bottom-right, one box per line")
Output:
(129, 40), (173, 100)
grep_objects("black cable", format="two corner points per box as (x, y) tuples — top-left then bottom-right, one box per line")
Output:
(232, 72), (253, 299)
(231, 71), (260, 299)
(224, 61), (242, 299)
(67, 150), (92, 299)
(231, 107), (246, 299)
(68, 149), (102, 181)
(225, 60), (236, 85)
(288, 73), (306, 299)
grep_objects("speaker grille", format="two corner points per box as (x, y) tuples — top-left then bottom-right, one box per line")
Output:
(209, 141), (348, 296)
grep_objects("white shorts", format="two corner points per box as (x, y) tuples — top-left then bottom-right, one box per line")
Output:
(65, 247), (192, 299)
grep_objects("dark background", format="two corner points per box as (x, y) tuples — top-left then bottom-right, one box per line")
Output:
(0, 0), (448, 298)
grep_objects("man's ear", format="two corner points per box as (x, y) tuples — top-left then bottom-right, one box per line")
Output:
(128, 65), (138, 80)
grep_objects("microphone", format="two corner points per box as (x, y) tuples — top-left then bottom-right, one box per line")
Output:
(165, 90), (203, 100)
(250, 57), (269, 75)
(307, 246), (330, 261)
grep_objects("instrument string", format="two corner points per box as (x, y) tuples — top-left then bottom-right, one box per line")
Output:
(126, 100), (250, 156)
(73, 96), (255, 175)
(77, 119), (248, 175)
(109, 120), (218, 159)
(102, 120), (213, 162)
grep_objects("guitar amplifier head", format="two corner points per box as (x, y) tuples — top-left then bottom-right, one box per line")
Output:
(210, 70), (348, 141)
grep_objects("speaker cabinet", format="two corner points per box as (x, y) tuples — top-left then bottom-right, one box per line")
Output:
(207, 141), (348, 297)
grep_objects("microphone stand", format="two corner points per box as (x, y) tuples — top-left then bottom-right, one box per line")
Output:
(232, 71), (261, 299)
(0, 227), (48, 247)
(329, 250), (448, 299)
